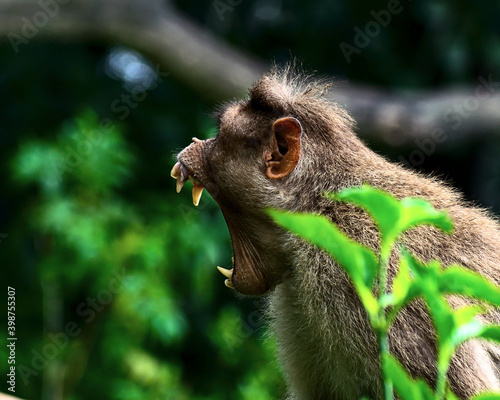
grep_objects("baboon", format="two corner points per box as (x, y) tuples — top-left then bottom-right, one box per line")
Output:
(172, 66), (500, 399)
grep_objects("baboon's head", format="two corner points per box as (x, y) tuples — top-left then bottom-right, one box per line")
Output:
(172, 67), (360, 296)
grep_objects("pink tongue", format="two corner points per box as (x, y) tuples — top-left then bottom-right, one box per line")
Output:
(180, 164), (190, 179)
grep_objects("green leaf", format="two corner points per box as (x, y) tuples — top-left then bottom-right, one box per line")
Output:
(406, 256), (455, 346)
(269, 210), (377, 286)
(471, 393), (500, 400)
(383, 354), (435, 400)
(332, 185), (453, 259)
(404, 254), (500, 308)
(387, 252), (424, 326)
(393, 253), (413, 304)
(405, 252), (498, 380)
(268, 209), (379, 320)
(451, 308), (486, 346)
(399, 197), (453, 235)
(440, 267), (500, 307)
(446, 389), (460, 400)
(356, 285), (380, 322)
(405, 254), (461, 372)
(478, 326), (500, 343)
(333, 185), (401, 256)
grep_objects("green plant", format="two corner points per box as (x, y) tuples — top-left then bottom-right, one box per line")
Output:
(269, 184), (500, 400)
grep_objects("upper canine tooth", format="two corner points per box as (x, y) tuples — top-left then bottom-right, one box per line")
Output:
(170, 162), (181, 179)
(217, 266), (233, 279)
(192, 184), (204, 206)
(176, 174), (187, 193)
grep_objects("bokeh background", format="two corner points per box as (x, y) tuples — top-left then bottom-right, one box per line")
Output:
(1, 1), (500, 399)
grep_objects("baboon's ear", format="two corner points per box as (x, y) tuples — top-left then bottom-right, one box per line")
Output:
(265, 117), (302, 179)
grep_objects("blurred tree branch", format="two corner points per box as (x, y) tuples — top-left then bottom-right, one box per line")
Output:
(1, 0), (499, 147)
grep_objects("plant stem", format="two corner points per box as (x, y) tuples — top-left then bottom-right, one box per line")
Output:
(380, 332), (394, 400)
(435, 361), (448, 400)
(378, 252), (390, 299)
(377, 252), (393, 400)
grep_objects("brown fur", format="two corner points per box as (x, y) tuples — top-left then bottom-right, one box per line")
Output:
(176, 65), (500, 399)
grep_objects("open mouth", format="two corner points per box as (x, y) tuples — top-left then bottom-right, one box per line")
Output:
(170, 160), (236, 290)
(170, 161), (205, 207)
(171, 141), (273, 296)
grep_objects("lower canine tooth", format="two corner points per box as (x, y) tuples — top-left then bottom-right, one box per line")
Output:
(192, 184), (204, 206)
(217, 266), (233, 279)
(224, 279), (234, 289)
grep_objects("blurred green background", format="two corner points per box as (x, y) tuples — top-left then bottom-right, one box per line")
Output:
(1, 0), (500, 399)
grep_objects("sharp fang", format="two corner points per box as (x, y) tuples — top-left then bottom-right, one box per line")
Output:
(192, 137), (202, 143)
(192, 184), (204, 206)
(217, 266), (233, 279)
(170, 162), (181, 179)
(217, 267), (234, 289)
(176, 174), (187, 193)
